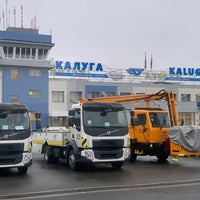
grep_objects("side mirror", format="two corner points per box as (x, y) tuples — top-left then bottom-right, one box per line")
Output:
(68, 110), (75, 116)
(67, 117), (75, 126)
(130, 110), (135, 117)
(36, 119), (41, 130)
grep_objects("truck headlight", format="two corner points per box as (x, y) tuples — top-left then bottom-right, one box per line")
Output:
(23, 153), (32, 164)
(124, 148), (130, 159)
(81, 150), (93, 160)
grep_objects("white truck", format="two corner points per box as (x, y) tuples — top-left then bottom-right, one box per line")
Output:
(0, 103), (32, 174)
(32, 101), (130, 170)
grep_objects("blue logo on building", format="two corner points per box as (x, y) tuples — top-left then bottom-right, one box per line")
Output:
(165, 67), (200, 82)
(54, 61), (108, 79)
(56, 61), (103, 71)
(169, 67), (200, 76)
(126, 68), (144, 76)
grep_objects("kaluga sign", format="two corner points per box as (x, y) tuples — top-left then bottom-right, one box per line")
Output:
(54, 61), (108, 78)
(165, 67), (200, 82)
(56, 61), (103, 71)
(169, 67), (200, 76)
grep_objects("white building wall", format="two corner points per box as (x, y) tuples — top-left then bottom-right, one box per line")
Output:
(49, 79), (68, 114)
(178, 88), (200, 101)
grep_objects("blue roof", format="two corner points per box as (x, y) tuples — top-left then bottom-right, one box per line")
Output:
(0, 29), (52, 43)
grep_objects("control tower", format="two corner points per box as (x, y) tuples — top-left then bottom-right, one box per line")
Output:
(0, 27), (54, 129)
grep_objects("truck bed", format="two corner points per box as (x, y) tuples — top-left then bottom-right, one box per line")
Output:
(169, 126), (200, 157)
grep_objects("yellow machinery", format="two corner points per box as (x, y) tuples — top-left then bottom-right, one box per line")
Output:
(81, 90), (200, 161)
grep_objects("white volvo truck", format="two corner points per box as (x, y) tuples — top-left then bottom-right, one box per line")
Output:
(0, 103), (32, 174)
(32, 101), (130, 170)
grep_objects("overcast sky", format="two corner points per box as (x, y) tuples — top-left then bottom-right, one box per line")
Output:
(1, 0), (200, 70)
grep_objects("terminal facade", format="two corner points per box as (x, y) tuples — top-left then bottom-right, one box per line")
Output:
(1, 28), (200, 128)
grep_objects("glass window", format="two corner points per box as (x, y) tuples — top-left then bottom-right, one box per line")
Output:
(8, 47), (13, 58)
(179, 112), (194, 126)
(29, 90), (41, 98)
(87, 92), (101, 98)
(31, 48), (36, 59)
(49, 116), (67, 127)
(16, 47), (20, 58)
(196, 94), (200, 102)
(70, 91), (82, 103)
(21, 48), (25, 58)
(149, 112), (170, 128)
(74, 109), (81, 130)
(29, 69), (41, 76)
(3, 46), (8, 57)
(44, 49), (48, 59)
(11, 68), (18, 80)
(26, 48), (31, 59)
(38, 49), (43, 59)
(137, 114), (147, 125)
(181, 94), (191, 102)
(0, 111), (30, 131)
(52, 91), (64, 102)
(38, 49), (48, 60)
(120, 92), (131, 96)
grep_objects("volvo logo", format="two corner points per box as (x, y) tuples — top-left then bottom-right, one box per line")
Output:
(3, 134), (9, 139)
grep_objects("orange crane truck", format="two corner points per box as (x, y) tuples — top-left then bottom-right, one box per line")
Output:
(80, 90), (200, 162)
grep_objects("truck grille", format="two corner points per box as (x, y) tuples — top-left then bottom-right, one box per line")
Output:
(0, 143), (24, 165)
(93, 139), (124, 160)
(93, 139), (124, 148)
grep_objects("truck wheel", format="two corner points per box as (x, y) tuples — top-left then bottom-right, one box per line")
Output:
(129, 149), (137, 162)
(18, 166), (28, 175)
(156, 151), (169, 163)
(44, 145), (55, 164)
(67, 148), (79, 171)
(111, 161), (123, 169)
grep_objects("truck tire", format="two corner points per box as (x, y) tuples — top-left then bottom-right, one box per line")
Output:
(44, 145), (55, 164)
(129, 149), (137, 162)
(111, 161), (123, 169)
(18, 166), (28, 175)
(67, 148), (79, 171)
(156, 151), (169, 163)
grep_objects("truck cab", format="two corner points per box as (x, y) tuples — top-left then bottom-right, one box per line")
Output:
(67, 102), (130, 170)
(0, 103), (32, 174)
(129, 108), (170, 162)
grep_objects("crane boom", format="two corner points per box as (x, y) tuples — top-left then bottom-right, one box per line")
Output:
(80, 89), (179, 127)
(80, 90), (166, 104)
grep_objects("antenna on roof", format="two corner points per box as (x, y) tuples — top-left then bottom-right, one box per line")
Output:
(5, 0), (8, 28)
(30, 15), (37, 29)
(20, 4), (23, 28)
(2, 9), (5, 29)
(13, 6), (16, 27)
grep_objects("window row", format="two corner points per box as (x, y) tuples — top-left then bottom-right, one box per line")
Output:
(11, 68), (41, 80)
(11, 90), (42, 103)
(51, 92), (200, 103)
(10, 90), (200, 104)
(181, 94), (200, 102)
(3, 46), (49, 60)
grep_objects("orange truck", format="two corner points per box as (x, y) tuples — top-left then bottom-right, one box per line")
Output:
(81, 90), (200, 162)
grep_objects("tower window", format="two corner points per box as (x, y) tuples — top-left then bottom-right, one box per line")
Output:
(29, 90), (41, 98)
(11, 68), (18, 80)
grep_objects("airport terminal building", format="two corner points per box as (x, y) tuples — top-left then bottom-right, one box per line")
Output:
(1, 27), (200, 128)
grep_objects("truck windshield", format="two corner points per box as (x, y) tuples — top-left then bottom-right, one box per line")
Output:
(83, 109), (128, 128)
(149, 112), (170, 128)
(0, 111), (30, 131)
